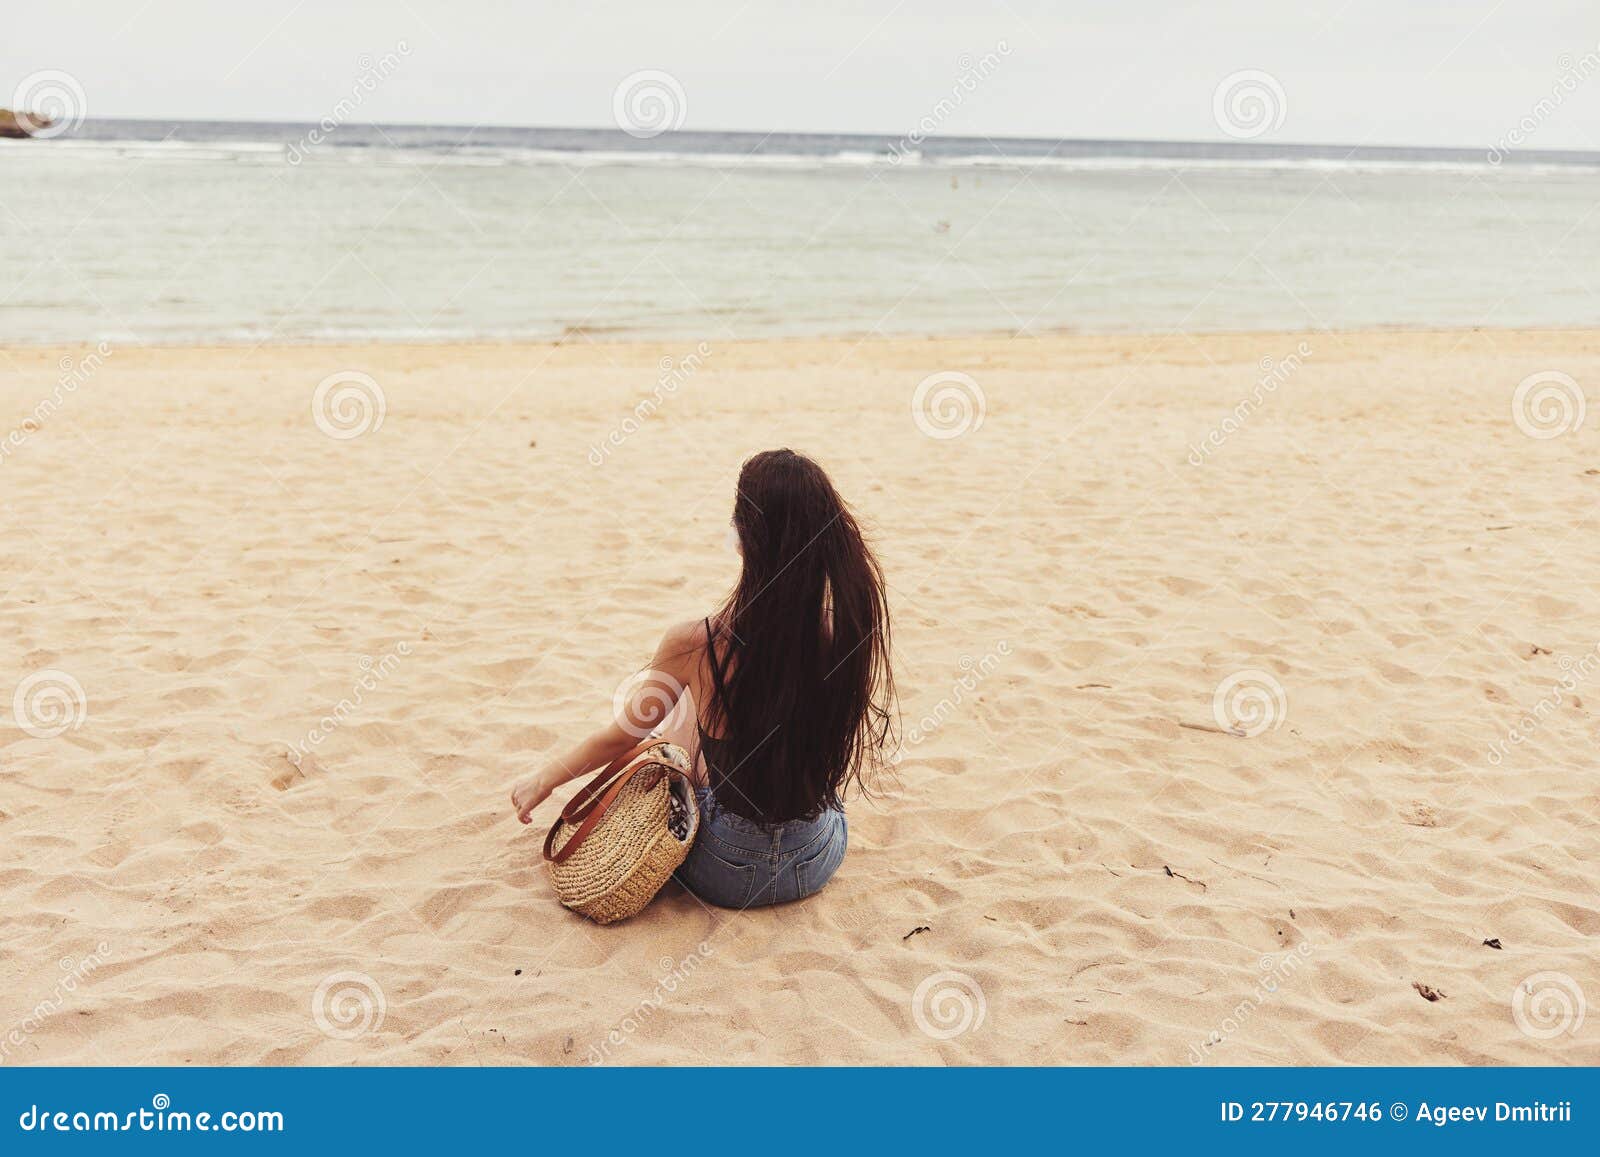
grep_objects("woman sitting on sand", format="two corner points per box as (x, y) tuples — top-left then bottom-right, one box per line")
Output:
(511, 449), (896, 908)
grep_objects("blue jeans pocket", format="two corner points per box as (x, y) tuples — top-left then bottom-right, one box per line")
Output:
(678, 842), (758, 909)
(793, 818), (848, 899)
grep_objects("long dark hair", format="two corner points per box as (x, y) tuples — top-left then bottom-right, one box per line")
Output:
(701, 449), (896, 824)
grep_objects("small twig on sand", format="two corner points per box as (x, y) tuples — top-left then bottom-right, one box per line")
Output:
(1164, 865), (1208, 891)
(902, 925), (931, 941)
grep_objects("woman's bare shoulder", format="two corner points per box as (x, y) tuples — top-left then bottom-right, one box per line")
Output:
(652, 618), (712, 676)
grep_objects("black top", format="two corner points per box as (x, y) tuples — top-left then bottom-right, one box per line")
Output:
(697, 617), (734, 778)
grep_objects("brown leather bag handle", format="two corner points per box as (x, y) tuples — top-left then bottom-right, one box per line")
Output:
(542, 740), (667, 864)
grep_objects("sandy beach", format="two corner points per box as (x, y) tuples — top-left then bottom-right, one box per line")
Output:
(1, 327), (1597, 1066)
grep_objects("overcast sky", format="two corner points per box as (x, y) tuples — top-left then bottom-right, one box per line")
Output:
(6, 1), (1600, 150)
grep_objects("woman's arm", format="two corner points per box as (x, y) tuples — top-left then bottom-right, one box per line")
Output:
(510, 623), (700, 824)
(509, 722), (641, 824)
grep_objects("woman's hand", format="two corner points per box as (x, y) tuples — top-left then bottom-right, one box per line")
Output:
(511, 771), (554, 824)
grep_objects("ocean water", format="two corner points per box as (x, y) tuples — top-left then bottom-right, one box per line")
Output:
(2, 120), (1598, 344)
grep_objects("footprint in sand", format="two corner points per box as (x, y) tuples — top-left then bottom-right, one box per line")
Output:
(269, 751), (322, 791)
(1399, 801), (1439, 828)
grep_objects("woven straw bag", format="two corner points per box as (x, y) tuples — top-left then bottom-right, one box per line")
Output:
(542, 740), (698, 924)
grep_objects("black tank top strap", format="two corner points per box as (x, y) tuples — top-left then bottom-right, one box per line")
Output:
(703, 616), (731, 699)
(698, 617), (731, 774)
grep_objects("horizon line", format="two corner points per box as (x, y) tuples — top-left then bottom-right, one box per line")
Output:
(52, 115), (1600, 161)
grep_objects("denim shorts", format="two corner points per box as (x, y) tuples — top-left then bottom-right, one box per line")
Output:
(674, 786), (848, 909)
